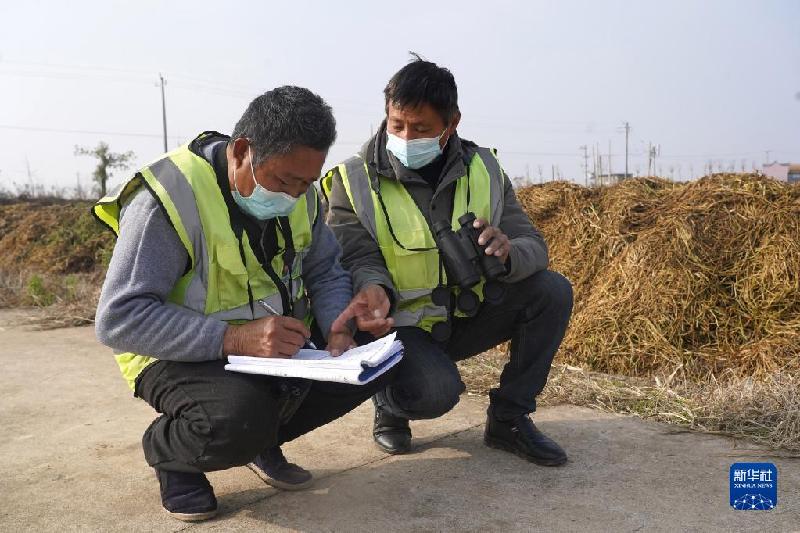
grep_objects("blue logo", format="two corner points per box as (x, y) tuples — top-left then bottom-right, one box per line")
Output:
(730, 463), (777, 510)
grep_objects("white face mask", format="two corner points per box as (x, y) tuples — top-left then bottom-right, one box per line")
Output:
(386, 128), (449, 169)
(232, 146), (299, 219)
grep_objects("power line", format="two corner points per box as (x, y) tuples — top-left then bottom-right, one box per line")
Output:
(500, 150), (594, 156)
(0, 59), (258, 94)
(0, 123), (183, 139)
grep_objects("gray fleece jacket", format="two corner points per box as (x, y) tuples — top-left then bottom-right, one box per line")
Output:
(325, 122), (549, 303)
(95, 138), (352, 362)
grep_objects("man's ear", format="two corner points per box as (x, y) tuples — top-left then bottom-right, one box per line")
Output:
(230, 137), (250, 167)
(448, 111), (461, 134)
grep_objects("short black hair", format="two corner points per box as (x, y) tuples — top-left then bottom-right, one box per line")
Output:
(231, 86), (336, 165)
(384, 52), (459, 124)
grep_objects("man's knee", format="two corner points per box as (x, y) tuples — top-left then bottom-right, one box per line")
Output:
(420, 373), (465, 418)
(522, 270), (574, 316)
(385, 367), (465, 419)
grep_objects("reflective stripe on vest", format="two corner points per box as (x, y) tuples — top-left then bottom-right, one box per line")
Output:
(332, 148), (504, 331)
(94, 138), (317, 390)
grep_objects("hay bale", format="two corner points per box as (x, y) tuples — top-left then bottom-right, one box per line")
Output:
(518, 174), (800, 381)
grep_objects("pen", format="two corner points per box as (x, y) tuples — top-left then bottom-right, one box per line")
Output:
(257, 299), (317, 350)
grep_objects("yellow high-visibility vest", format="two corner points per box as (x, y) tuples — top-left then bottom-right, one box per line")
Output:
(94, 133), (317, 390)
(323, 148), (504, 331)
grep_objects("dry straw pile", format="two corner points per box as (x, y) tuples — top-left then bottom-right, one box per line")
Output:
(0, 201), (110, 324)
(470, 173), (800, 450)
(516, 173), (800, 383)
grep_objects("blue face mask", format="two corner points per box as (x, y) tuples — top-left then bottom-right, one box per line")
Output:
(386, 128), (449, 169)
(232, 146), (299, 220)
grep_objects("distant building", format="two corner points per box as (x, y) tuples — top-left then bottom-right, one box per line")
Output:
(591, 172), (633, 186)
(762, 163), (800, 183)
(511, 176), (533, 188)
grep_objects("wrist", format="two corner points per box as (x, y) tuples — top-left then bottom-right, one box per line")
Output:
(222, 324), (242, 356)
(377, 284), (396, 312)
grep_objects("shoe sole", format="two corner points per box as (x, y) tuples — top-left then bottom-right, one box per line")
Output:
(163, 507), (218, 522)
(373, 442), (411, 455)
(246, 463), (315, 491)
(483, 436), (568, 467)
(373, 436), (412, 455)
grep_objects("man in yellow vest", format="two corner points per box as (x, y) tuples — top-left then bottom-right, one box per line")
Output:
(94, 86), (393, 521)
(324, 57), (573, 466)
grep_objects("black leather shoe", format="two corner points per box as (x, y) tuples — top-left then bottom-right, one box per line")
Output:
(155, 469), (218, 522)
(484, 412), (567, 466)
(373, 406), (411, 454)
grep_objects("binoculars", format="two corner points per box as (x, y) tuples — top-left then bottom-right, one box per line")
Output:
(429, 212), (506, 341)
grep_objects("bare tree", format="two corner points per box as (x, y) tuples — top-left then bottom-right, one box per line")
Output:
(74, 142), (134, 198)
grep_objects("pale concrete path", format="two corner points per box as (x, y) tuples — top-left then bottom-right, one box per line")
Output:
(0, 310), (797, 532)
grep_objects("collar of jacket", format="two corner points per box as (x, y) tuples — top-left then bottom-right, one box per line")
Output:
(359, 120), (480, 194)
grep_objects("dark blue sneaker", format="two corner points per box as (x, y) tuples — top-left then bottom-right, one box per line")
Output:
(155, 469), (218, 522)
(249, 446), (314, 491)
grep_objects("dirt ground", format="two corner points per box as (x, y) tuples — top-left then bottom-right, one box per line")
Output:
(0, 309), (797, 532)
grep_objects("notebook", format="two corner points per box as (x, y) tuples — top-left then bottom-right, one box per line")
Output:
(225, 332), (403, 385)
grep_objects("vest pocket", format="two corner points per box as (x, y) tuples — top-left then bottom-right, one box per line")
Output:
(380, 242), (441, 291)
(212, 243), (251, 313)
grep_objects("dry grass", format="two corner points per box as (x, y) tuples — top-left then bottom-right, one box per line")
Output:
(516, 174), (800, 382)
(0, 269), (102, 328)
(0, 200), (109, 328)
(459, 173), (800, 451)
(459, 349), (800, 453)
(0, 200), (113, 275)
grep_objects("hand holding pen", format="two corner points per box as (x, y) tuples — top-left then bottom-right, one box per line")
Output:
(222, 301), (313, 359)
(257, 300), (317, 349)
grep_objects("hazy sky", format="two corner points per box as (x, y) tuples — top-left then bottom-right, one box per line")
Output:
(1, 0), (798, 193)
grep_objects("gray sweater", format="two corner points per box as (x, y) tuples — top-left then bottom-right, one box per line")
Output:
(95, 156), (352, 362)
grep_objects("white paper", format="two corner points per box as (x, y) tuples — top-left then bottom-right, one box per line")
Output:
(225, 332), (403, 385)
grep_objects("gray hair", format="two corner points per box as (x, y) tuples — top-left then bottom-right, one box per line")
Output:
(231, 86), (337, 166)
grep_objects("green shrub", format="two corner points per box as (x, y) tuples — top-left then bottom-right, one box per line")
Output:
(26, 274), (55, 306)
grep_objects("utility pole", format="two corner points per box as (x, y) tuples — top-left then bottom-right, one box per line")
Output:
(551, 164), (555, 182)
(158, 73), (168, 152)
(596, 142), (601, 185)
(580, 145), (589, 186)
(653, 144), (659, 176)
(25, 157), (34, 189)
(598, 155), (603, 186)
(607, 140), (612, 182)
(623, 121), (630, 178)
(764, 150), (771, 165)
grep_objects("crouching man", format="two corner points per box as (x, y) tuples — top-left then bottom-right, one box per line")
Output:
(323, 57), (573, 466)
(94, 86), (393, 521)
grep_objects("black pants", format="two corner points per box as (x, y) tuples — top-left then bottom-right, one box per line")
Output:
(373, 270), (573, 421)
(136, 355), (395, 473)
